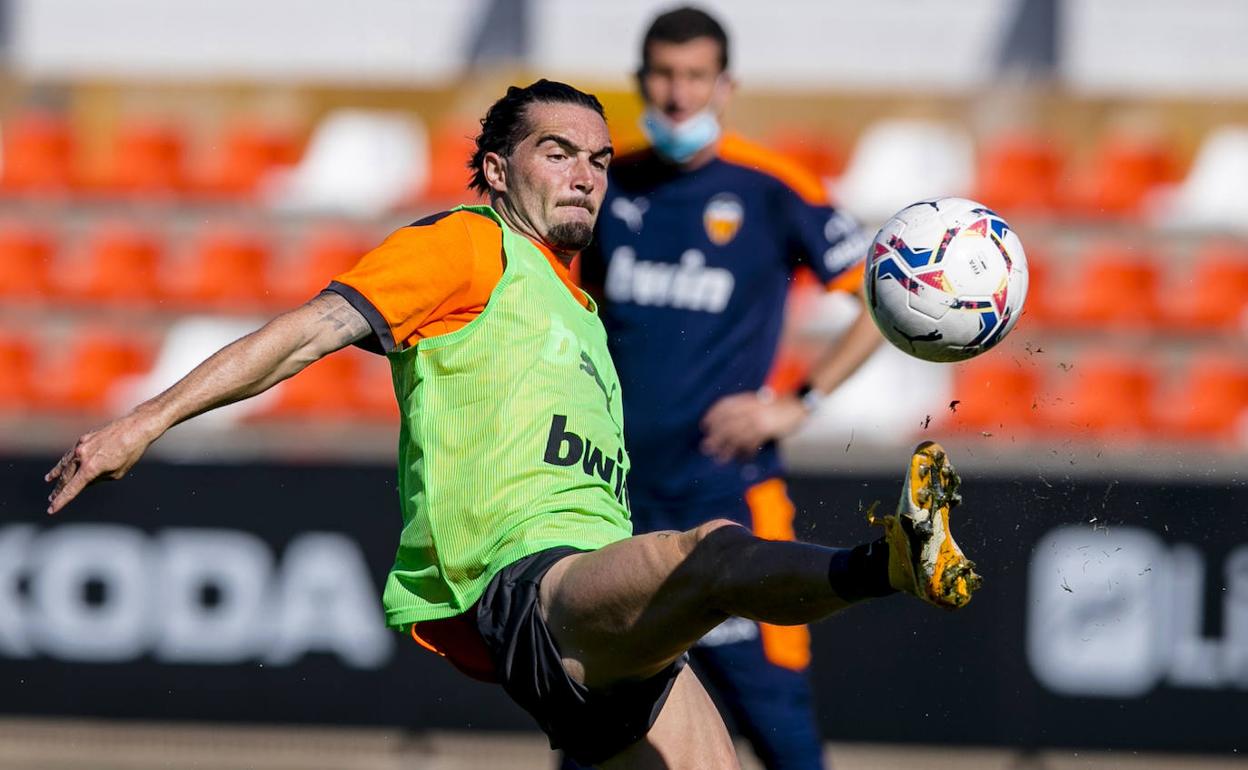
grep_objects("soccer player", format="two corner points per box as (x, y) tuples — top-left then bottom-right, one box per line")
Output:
(45, 79), (980, 769)
(577, 9), (882, 768)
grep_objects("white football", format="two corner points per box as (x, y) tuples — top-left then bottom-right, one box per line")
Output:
(864, 197), (1028, 363)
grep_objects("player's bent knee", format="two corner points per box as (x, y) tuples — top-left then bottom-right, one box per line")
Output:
(672, 518), (747, 562)
(682, 519), (753, 593)
(688, 518), (746, 546)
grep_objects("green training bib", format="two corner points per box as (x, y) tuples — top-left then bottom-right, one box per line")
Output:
(381, 205), (632, 626)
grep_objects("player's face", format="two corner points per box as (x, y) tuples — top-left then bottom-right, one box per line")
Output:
(498, 102), (612, 255)
(640, 37), (729, 122)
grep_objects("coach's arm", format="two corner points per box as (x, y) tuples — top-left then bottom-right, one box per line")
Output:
(45, 293), (372, 514)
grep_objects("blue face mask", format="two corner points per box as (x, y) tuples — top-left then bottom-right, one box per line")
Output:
(641, 106), (721, 164)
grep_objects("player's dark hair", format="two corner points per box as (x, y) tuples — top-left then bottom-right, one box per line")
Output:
(467, 79), (606, 196)
(639, 6), (729, 74)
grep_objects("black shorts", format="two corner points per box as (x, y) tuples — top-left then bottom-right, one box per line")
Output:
(474, 546), (688, 766)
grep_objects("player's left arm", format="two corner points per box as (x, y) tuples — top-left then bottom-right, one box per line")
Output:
(801, 290), (881, 397)
(701, 195), (879, 462)
(792, 202), (882, 402)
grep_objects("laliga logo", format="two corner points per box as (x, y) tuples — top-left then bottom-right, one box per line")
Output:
(0, 524), (393, 668)
(1027, 525), (1248, 697)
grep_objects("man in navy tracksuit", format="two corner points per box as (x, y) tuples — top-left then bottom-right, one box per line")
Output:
(575, 7), (882, 769)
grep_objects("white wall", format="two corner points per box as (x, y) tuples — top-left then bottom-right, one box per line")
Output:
(11, 0), (486, 83)
(1060, 0), (1248, 96)
(12, 0), (1248, 96)
(531, 0), (1019, 92)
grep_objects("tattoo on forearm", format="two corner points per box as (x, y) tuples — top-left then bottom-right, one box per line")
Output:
(312, 295), (371, 345)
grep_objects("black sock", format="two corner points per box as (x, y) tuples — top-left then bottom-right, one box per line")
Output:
(827, 537), (895, 602)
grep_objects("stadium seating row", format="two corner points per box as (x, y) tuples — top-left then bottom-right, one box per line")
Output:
(0, 110), (475, 208)
(944, 352), (1248, 443)
(2, 320), (1242, 443)
(253, 345), (398, 422)
(0, 222), (372, 311)
(4, 110), (1242, 225)
(827, 125), (1187, 221)
(0, 328), (157, 414)
(1, 113), (303, 200)
(0, 328), (396, 421)
(4, 216), (1244, 332)
(1024, 241), (1248, 332)
(973, 131), (1182, 219)
(817, 121), (1248, 229)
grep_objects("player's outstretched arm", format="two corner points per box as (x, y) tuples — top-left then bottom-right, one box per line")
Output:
(44, 292), (371, 514)
(800, 294), (883, 399)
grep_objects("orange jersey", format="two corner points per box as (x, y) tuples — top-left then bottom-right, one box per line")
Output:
(327, 209), (589, 352)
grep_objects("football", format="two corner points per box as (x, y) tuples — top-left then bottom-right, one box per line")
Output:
(864, 197), (1029, 363)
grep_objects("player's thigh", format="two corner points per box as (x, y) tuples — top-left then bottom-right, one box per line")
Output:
(599, 665), (740, 770)
(540, 522), (746, 686)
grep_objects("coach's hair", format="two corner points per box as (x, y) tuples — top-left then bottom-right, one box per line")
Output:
(639, 6), (729, 74)
(467, 79), (605, 196)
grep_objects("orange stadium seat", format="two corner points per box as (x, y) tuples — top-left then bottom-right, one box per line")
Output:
(423, 119), (479, 202)
(944, 355), (1040, 435)
(351, 348), (400, 422)
(1, 112), (76, 194)
(34, 329), (154, 413)
(58, 223), (163, 306)
(1049, 243), (1163, 329)
(766, 127), (847, 182)
(0, 333), (37, 412)
(0, 111), (76, 193)
(1035, 352), (1157, 439)
(1154, 354), (1248, 441)
(194, 121), (303, 199)
(252, 346), (397, 423)
(253, 351), (360, 420)
(0, 223), (55, 301)
(269, 226), (371, 306)
(104, 121), (189, 196)
(1016, 244), (1055, 327)
(1064, 133), (1182, 219)
(975, 133), (1065, 216)
(167, 227), (273, 311)
(1164, 241), (1248, 332)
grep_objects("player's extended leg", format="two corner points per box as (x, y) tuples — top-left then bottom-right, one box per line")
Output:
(597, 665), (741, 770)
(541, 518), (847, 687)
(540, 440), (979, 688)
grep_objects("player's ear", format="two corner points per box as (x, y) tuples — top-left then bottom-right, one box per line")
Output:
(482, 151), (508, 194)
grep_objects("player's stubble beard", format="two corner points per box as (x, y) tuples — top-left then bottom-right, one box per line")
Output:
(546, 200), (596, 252)
(547, 221), (594, 252)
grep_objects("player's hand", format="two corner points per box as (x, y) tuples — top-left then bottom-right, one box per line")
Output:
(699, 390), (809, 462)
(45, 412), (159, 515)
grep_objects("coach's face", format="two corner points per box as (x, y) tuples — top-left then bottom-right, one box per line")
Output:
(640, 37), (731, 122)
(484, 102), (612, 260)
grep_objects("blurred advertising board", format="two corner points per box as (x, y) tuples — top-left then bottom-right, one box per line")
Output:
(0, 458), (1243, 753)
